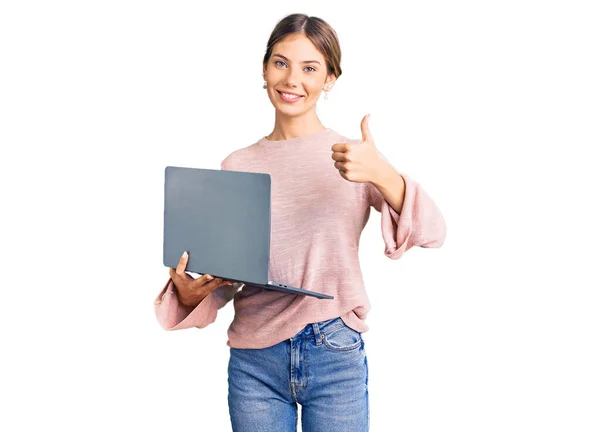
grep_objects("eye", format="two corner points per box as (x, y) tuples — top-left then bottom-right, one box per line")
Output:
(305, 66), (316, 72)
(274, 60), (286, 67)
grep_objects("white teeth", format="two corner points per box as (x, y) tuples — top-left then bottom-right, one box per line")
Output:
(281, 92), (301, 99)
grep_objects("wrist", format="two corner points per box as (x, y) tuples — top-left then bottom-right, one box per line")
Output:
(370, 160), (396, 188)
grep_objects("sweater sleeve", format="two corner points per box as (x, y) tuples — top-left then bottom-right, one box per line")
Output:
(154, 278), (241, 330)
(367, 170), (446, 260)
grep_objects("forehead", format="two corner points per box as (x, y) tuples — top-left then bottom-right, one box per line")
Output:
(272, 34), (325, 62)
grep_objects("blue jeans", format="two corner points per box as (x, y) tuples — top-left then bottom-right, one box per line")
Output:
(228, 317), (369, 431)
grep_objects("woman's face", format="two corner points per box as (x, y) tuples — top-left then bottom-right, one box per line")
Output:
(263, 33), (335, 117)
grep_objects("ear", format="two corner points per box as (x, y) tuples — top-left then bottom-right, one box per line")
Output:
(325, 74), (337, 89)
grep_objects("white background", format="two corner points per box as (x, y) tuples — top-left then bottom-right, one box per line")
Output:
(1, 1), (599, 431)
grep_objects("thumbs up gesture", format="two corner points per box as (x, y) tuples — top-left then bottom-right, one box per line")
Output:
(331, 114), (383, 183)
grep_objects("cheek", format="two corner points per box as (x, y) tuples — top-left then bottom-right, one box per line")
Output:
(307, 80), (324, 97)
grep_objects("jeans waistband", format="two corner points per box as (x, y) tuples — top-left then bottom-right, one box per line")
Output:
(292, 317), (345, 340)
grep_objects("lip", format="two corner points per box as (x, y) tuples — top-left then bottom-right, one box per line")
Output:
(277, 90), (304, 103)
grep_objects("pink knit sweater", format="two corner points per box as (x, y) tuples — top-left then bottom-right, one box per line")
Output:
(154, 128), (446, 348)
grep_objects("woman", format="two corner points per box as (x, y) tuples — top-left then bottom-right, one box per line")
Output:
(154, 13), (446, 432)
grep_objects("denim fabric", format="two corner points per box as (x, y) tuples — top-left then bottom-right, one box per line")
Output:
(228, 317), (369, 431)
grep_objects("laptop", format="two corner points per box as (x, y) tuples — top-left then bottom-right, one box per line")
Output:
(163, 165), (334, 300)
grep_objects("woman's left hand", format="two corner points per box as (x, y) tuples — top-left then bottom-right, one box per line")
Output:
(331, 114), (384, 183)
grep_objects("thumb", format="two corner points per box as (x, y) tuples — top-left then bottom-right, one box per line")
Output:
(175, 251), (189, 275)
(361, 114), (374, 144)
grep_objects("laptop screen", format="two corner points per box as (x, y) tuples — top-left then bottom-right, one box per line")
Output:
(163, 166), (271, 285)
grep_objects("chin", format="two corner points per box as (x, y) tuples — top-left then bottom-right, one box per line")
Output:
(276, 107), (311, 118)
(275, 100), (314, 113)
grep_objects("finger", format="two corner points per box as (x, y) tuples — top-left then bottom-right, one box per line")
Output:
(197, 276), (224, 291)
(331, 152), (345, 162)
(331, 143), (349, 153)
(361, 114), (373, 143)
(208, 277), (235, 288)
(191, 273), (215, 288)
(176, 251), (189, 276)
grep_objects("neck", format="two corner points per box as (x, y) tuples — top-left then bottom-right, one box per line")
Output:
(265, 111), (326, 141)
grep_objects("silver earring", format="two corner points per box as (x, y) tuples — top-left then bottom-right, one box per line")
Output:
(324, 91), (329, 100)
(263, 81), (267, 89)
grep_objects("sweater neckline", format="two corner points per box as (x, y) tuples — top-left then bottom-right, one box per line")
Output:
(258, 128), (334, 145)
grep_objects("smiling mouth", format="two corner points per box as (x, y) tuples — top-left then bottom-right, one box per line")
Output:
(277, 90), (305, 102)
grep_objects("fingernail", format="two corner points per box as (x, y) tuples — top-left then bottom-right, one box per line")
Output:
(206, 274), (213, 280)
(182, 251), (188, 258)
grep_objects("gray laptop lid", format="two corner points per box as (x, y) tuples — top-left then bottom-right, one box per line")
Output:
(163, 166), (271, 285)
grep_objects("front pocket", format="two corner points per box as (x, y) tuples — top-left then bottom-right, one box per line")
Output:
(322, 325), (363, 352)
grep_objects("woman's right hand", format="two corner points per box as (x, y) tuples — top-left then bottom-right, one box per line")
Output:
(168, 251), (234, 308)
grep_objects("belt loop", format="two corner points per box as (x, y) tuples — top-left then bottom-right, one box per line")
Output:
(312, 322), (323, 345)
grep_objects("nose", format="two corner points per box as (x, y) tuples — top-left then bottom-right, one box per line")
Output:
(282, 65), (302, 87)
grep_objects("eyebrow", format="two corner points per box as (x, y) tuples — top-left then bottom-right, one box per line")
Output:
(272, 53), (321, 65)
